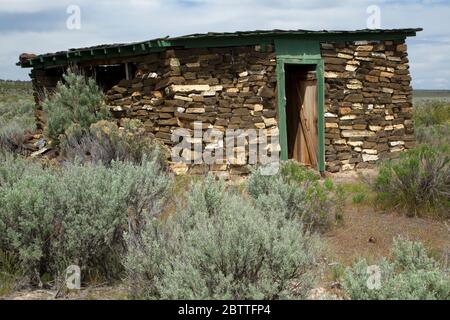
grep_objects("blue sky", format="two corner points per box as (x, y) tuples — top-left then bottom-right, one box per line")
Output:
(0, 0), (449, 89)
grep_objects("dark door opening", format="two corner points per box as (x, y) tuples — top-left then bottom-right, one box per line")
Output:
(284, 64), (318, 168)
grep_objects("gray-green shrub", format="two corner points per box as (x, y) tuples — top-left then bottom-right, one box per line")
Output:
(60, 119), (168, 166)
(0, 152), (170, 284)
(343, 238), (450, 300)
(374, 144), (449, 217)
(414, 99), (450, 128)
(0, 100), (36, 154)
(43, 70), (110, 145)
(247, 161), (332, 230)
(124, 176), (322, 300)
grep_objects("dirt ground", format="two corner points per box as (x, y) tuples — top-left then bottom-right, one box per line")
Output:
(325, 206), (450, 265)
(324, 168), (449, 265)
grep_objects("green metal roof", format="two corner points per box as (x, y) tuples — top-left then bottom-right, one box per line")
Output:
(17, 28), (422, 69)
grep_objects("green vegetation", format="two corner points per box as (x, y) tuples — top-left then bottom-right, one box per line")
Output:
(414, 99), (450, 146)
(0, 80), (449, 300)
(374, 144), (449, 217)
(247, 161), (334, 230)
(61, 119), (168, 166)
(370, 98), (450, 218)
(343, 238), (450, 300)
(125, 175), (321, 299)
(0, 152), (170, 285)
(0, 81), (35, 154)
(43, 70), (110, 145)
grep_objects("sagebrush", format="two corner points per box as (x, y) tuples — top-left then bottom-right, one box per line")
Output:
(61, 119), (167, 166)
(0, 152), (170, 285)
(124, 176), (322, 299)
(247, 161), (333, 230)
(343, 238), (450, 300)
(374, 144), (449, 217)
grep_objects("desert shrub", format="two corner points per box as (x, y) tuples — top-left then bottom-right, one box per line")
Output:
(60, 119), (167, 166)
(0, 152), (170, 284)
(343, 238), (450, 300)
(0, 99), (36, 154)
(373, 144), (449, 217)
(0, 250), (24, 296)
(0, 123), (28, 154)
(0, 152), (43, 188)
(414, 100), (450, 147)
(415, 123), (450, 146)
(414, 100), (450, 128)
(124, 176), (321, 300)
(246, 161), (332, 230)
(43, 70), (110, 145)
(352, 193), (366, 204)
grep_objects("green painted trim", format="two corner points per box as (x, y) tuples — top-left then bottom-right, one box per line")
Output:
(275, 39), (325, 171)
(316, 61), (325, 172)
(276, 60), (288, 161)
(19, 30), (419, 68)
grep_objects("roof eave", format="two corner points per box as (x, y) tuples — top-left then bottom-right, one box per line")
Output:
(18, 28), (423, 69)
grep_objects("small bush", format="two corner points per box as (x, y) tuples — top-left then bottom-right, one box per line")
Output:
(0, 250), (24, 296)
(60, 119), (168, 166)
(414, 100), (450, 128)
(352, 193), (366, 204)
(343, 238), (450, 300)
(124, 176), (322, 300)
(0, 152), (170, 284)
(373, 144), (449, 217)
(415, 123), (450, 146)
(247, 161), (332, 230)
(43, 70), (110, 145)
(0, 123), (27, 154)
(0, 100), (36, 154)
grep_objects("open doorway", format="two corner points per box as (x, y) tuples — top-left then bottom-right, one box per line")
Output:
(284, 64), (318, 168)
(94, 64), (128, 92)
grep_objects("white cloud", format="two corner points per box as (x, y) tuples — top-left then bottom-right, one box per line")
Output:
(0, 0), (449, 88)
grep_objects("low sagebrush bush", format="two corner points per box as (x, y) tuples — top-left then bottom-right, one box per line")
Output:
(60, 119), (167, 166)
(0, 123), (27, 154)
(343, 238), (450, 300)
(374, 144), (450, 217)
(124, 176), (322, 300)
(414, 100), (450, 128)
(43, 69), (110, 145)
(0, 100), (36, 154)
(246, 161), (332, 230)
(415, 123), (450, 146)
(0, 152), (170, 285)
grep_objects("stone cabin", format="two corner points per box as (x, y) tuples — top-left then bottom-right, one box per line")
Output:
(18, 29), (421, 174)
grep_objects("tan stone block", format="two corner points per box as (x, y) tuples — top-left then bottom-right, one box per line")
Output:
(326, 122), (339, 128)
(186, 108), (206, 114)
(362, 154), (379, 162)
(341, 130), (375, 138)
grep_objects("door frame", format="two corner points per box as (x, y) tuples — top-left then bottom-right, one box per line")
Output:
(276, 57), (325, 172)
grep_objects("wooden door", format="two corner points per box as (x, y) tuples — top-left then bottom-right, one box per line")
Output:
(290, 72), (318, 167)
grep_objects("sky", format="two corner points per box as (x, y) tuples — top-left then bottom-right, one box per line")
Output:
(0, 0), (449, 89)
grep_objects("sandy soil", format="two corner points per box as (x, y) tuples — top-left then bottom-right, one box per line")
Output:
(325, 205), (450, 265)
